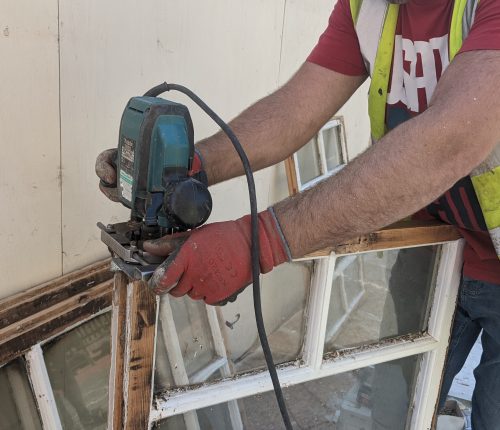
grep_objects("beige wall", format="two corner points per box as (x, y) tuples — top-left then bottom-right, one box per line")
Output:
(0, 0), (370, 299)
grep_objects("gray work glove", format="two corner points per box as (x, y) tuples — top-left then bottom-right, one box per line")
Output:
(95, 148), (120, 202)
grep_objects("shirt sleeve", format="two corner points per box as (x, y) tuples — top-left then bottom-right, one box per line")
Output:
(307, 0), (367, 76)
(460, 0), (500, 53)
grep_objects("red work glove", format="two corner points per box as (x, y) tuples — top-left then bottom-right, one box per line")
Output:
(144, 209), (291, 305)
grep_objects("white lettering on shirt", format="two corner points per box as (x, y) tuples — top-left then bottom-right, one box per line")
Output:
(387, 34), (450, 113)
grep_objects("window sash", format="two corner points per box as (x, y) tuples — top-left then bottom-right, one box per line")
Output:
(151, 239), (463, 428)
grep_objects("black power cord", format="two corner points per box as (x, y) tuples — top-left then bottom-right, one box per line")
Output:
(144, 82), (293, 430)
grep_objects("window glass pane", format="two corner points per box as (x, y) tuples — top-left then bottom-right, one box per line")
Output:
(325, 247), (439, 353)
(154, 355), (422, 430)
(322, 124), (344, 171)
(155, 296), (218, 391)
(239, 355), (421, 430)
(44, 312), (111, 430)
(154, 319), (176, 392)
(296, 138), (321, 184)
(153, 402), (234, 429)
(0, 358), (42, 430)
(152, 413), (185, 429)
(220, 261), (312, 374)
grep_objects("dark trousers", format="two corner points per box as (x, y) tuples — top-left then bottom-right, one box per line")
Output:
(438, 276), (500, 430)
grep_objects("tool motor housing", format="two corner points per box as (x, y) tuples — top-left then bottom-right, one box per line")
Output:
(117, 96), (212, 231)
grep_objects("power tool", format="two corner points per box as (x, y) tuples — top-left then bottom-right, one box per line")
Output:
(99, 82), (293, 429)
(98, 94), (212, 280)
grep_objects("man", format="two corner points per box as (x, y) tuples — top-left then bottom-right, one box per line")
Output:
(96, 0), (500, 427)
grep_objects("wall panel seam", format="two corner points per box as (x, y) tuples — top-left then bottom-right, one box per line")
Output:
(57, 0), (63, 277)
(277, 0), (288, 87)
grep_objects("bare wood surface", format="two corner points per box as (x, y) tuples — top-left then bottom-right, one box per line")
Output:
(305, 220), (461, 258)
(108, 272), (128, 430)
(284, 157), (299, 196)
(0, 259), (112, 329)
(0, 285), (112, 365)
(0, 280), (112, 344)
(123, 280), (158, 430)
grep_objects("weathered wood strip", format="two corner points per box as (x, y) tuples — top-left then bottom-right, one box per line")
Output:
(123, 280), (158, 430)
(0, 259), (111, 329)
(108, 272), (128, 430)
(0, 286), (112, 365)
(0, 280), (112, 344)
(306, 220), (461, 258)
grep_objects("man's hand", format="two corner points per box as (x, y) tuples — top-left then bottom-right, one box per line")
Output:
(144, 209), (290, 305)
(95, 148), (119, 202)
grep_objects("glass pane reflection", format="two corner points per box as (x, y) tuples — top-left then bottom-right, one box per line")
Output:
(155, 261), (312, 390)
(155, 296), (218, 391)
(296, 138), (321, 184)
(0, 359), (42, 430)
(239, 355), (421, 430)
(221, 261), (312, 373)
(325, 247), (439, 353)
(323, 125), (343, 171)
(44, 312), (111, 430)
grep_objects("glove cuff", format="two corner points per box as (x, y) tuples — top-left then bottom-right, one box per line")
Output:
(266, 207), (293, 262)
(257, 208), (292, 273)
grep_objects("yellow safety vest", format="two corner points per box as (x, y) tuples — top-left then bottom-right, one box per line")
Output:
(350, 0), (500, 259)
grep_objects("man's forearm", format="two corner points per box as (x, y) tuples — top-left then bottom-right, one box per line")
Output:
(197, 87), (304, 185)
(197, 63), (365, 185)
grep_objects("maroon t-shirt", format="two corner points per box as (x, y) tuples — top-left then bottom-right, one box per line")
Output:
(308, 0), (500, 284)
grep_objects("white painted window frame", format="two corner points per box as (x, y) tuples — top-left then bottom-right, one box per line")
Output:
(150, 238), (464, 429)
(294, 117), (348, 191)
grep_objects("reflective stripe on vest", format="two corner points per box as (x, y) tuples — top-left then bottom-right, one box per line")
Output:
(350, 0), (500, 260)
